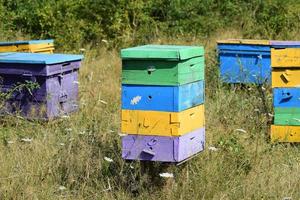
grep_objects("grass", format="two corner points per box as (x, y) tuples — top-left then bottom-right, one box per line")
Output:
(0, 35), (300, 199)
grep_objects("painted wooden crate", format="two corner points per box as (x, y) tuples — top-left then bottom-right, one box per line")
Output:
(122, 80), (204, 112)
(0, 52), (83, 119)
(271, 125), (300, 142)
(121, 104), (204, 136)
(121, 45), (204, 85)
(272, 69), (300, 87)
(217, 39), (271, 84)
(0, 39), (54, 53)
(271, 41), (300, 67)
(273, 88), (300, 125)
(122, 127), (205, 162)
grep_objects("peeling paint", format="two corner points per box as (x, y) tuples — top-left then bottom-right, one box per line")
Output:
(130, 95), (142, 105)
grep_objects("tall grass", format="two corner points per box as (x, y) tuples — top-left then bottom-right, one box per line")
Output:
(0, 35), (300, 199)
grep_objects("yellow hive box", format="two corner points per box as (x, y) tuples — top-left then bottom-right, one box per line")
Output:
(271, 48), (300, 67)
(0, 40), (54, 53)
(217, 39), (270, 45)
(272, 69), (300, 87)
(121, 105), (205, 136)
(271, 125), (300, 142)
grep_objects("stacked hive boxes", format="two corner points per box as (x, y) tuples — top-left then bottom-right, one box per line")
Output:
(120, 45), (205, 162)
(217, 39), (271, 84)
(0, 40), (54, 53)
(270, 41), (300, 142)
(0, 52), (83, 119)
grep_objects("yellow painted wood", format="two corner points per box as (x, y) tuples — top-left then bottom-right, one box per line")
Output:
(271, 125), (300, 142)
(121, 105), (205, 136)
(217, 39), (270, 45)
(0, 46), (19, 52)
(271, 48), (300, 67)
(0, 44), (54, 53)
(29, 43), (54, 53)
(272, 69), (300, 87)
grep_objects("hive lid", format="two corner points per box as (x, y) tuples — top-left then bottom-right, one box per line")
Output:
(217, 39), (270, 45)
(0, 52), (83, 64)
(270, 40), (300, 47)
(121, 45), (204, 60)
(0, 39), (54, 46)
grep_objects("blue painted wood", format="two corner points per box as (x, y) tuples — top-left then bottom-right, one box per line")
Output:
(218, 44), (271, 84)
(218, 44), (270, 52)
(273, 88), (300, 108)
(121, 81), (204, 112)
(0, 52), (83, 64)
(0, 39), (54, 46)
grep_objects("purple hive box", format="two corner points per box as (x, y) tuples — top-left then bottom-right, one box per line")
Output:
(122, 127), (205, 162)
(270, 41), (300, 47)
(0, 52), (83, 119)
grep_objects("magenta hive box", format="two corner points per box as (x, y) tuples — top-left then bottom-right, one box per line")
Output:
(0, 52), (83, 119)
(122, 127), (205, 162)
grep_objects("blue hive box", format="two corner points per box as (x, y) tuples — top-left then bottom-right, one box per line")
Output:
(217, 39), (271, 84)
(122, 80), (204, 112)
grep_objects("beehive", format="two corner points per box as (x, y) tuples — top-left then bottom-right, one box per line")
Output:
(0, 52), (83, 119)
(217, 39), (271, 84)
(0, 39), (54, 53)
(120, 45), (205, 162)
(271, 41), (300, 142)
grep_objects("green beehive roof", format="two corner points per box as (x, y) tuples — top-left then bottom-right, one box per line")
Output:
(121, 45), (204, 60)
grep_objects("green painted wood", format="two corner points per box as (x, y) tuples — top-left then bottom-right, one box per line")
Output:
(274, 107), (300, 125)
(122, 56), (204, 85)
(121, 45), (204, 60)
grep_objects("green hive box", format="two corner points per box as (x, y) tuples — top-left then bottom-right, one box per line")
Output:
(121, 45), (205, 85)
(274, 107), (300, 126)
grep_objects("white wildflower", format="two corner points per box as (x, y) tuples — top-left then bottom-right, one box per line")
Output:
(254, 108), (260, 112)
(99, 99), (108, 105)
(101, 39), (108, 44)
(282, 197), (292, 200)
(208, 146), (218, 151)
(235, 129), (247, 133)
(60, 143), (65, 146)
(159, 173), (174, 178)
(104, 157), (113, 163)
(7, 141), (14, 144)
(61, 115), (70, 119)
(268, 113), (274, 117)
(20, 138), (32, 143)
(79, 131), (86, 135)
(58, 186), (66, 191)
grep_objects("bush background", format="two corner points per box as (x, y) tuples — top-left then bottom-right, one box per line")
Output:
(1, 0), (300, 50)
(0, 0), (300, 199)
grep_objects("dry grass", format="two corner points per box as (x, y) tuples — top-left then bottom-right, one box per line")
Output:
(0, 38), (300, 200)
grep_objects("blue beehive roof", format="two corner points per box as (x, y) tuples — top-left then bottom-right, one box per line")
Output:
(0, 52), (83, 64)
(0, 39), (54, 46)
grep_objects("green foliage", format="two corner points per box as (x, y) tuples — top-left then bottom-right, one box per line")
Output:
(0, 0), (299, 50)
